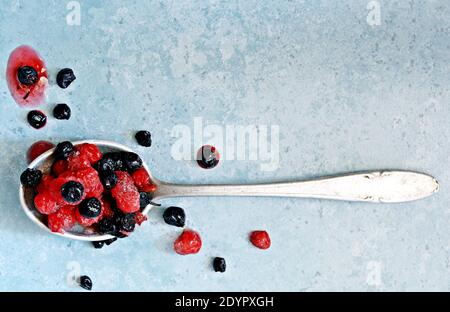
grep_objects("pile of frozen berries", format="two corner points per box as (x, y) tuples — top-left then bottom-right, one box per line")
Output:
(20, 141), (157, 237)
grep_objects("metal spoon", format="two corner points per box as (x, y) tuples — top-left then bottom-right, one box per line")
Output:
(19, 140), (439, 241)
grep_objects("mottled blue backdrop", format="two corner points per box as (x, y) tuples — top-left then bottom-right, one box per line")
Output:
(0, 0), (449, 291)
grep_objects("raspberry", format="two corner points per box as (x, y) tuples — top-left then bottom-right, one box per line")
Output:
(27, 141), (54, 163)
(76, 143), (102, 165)
(51, 159), (68, 176)
(47, 205), (76, 233)
(74, 167), (104, 198)
(100, 197), (114, 219)
(67, 150), (91, 171)
(134, 211), (147, 225)
(173, 229), (202, 255)
(249, 230), (271, 249)
(34, 192), (60, 215)
(36, 174), (53, 193)
(132, 168), (157, 192)
(111, 171), (140, 213)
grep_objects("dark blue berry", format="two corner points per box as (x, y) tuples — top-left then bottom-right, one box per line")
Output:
(213, 257), (226, 273)
(104, 237), (117, 245)
(135, 130), (152, 147)
(98, 218), (118, 235)
(20, 168), (42, 187)
(54, 141), (74, 159)
(92, 241), (104, 249)
(96, 152), (124, 172)
(79, 275), (92, 291)
(79, 198), (102, 218)
(27, 110), (47, 129)
(100, 170), (118, 190)
(61, 181), (84, 203)
(139, 192), (151, 209)
(53, 103), (71, 120)
(56, 68), (76, 89)
(163, 206), (185, 227)
(115, 213), (136, 232)
(122, 152), (142, 172)
(197, 145), (219, 169)
(17, 66), (38, 86)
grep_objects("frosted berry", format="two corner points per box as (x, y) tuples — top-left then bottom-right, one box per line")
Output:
(174, 229), (202, 255)
(249, 230), (271, 249)
(20, 168), (42, 187)
(61, 181), (84, 204)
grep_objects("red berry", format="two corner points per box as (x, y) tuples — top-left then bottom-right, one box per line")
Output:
(173, 229), (202, 255)
(67, 150), (91, 171)
(47, 205), (76, 233)
(100, 197), (114, 219)
(74, 167), (104, 198)
(27, 140), (54, 163)
(132, 168), (157, 193)
(76, 143), (102, 165)
(134, 211), (148, 225)
(51, 159), (68, 176)
(36, 174), (53, 194)
(75, 204), (102, 227)
(34, 192), (60, 215)
(249, 230), (271, 249)
(111, 171), (140, 213)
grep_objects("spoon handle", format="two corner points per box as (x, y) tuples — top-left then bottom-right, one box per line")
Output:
(155, 170), (439, 203)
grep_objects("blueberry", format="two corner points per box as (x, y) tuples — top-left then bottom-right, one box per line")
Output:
(135, 130), (152, 147)
(163, 206), (185, 227)
(92, 241), (104, 249)
(213, 257), (226, 273)
(20, 168), (42, 187)
(98, 218), (118, 235)
(17, 66), (38, 86)
(54, 141), (74, 159)
(139, 192), (151, 209)
(96, 152), (124, 172)
(79, 275), (92, 291)
(115, 213), (136, 232)
(197, 145), (219, 169)
(27, 110), (47, 129)
(122, 152), (142, 172)
(53, 103), (71, 120)
(79, 198), (102, 218)
(104, 237), (117, 245)
(100, 170), (118, 190)
(61, 181), (84, 203)
(56, 68), (76, 89)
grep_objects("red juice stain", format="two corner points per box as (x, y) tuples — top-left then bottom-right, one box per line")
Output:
(6, 45), (48, 107)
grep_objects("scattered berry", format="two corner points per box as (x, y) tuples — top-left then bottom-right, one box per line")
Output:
(163, 206), (185, 227)
(213, 257), (226, 273)
(17, 66), (38, 86)
(100, 170), (118, 190)
(61, 181), (84, 204)
(20, 168), (43, 187)
(104, 237), (117, 245)
(197, 145), (220, 169)
(53, 103), (71, 120)
(79, 275), (92, 291)
(56, 68), (76, 89)
(174, 229), (202, 255)
(27, 110), (47, 129)
(47, 205), (76, 233)
(92, 241), (104, 249)
(122, 152), (143, 172)
(135, 130), (152, 147)
(111, 171), (140, 213)
(78, 198), (102, 218)
(54, 141), (74, 159)
(27, 141), (54, 163)
(250, 230), (271, 250)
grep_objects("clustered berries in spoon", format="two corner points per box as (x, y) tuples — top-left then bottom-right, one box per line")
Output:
(20, 142), (156, 236)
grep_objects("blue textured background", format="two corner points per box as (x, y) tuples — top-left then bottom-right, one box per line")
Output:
(0, 0), (449, 291)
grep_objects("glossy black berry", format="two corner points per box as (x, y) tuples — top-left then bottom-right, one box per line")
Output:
(197, 145), (220, 169)
(54, 141), (74, 159)
(56, 68), (76, 89)
(27, 110), (47, 129)
(100, 170), (118, 190)
(163, 206), (185, 227)
(213, 257), (226, 273)
(79, 198), (102, 218)
(79, 275), (92, 291)
(20, 168), (42, 187)
(98, 218), (118, 235)
(96, 152), (124, 172)
(53, 103), (71, 120)
(92, 241), (104, 249)
(139, 192), (152, 209)
(104, 237), (117, 245)
(135, 130), (152, 147)
(17, 66), (38, 86)
(61, 181), (84, 203)
(115, 213), (136, 232)
(122, 152), (143, 172)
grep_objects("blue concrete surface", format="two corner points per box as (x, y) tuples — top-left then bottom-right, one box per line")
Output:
(0, 0), (449, 291)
